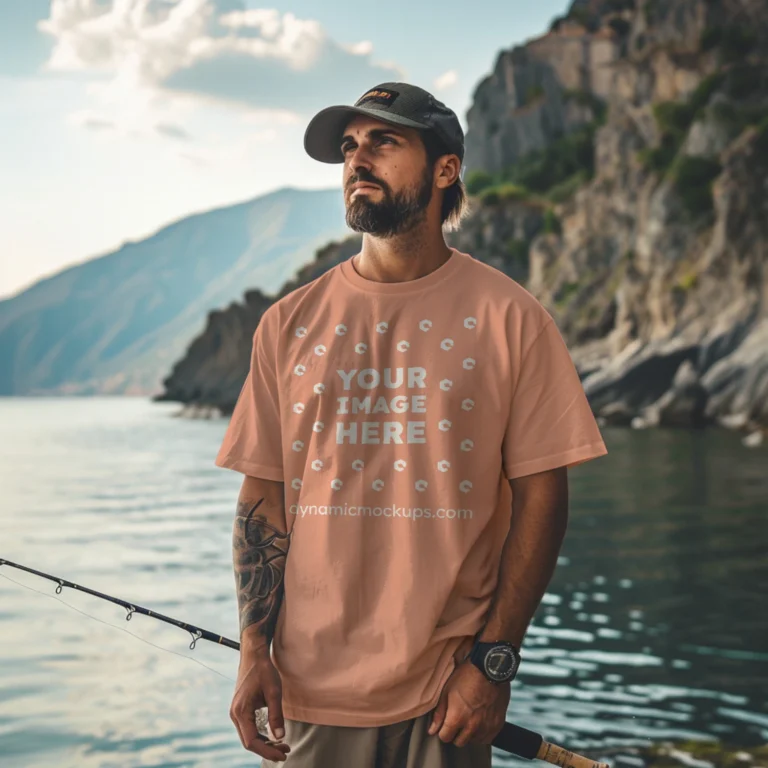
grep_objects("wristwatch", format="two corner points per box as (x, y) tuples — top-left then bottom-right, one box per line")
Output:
(467, 640), (521, 684)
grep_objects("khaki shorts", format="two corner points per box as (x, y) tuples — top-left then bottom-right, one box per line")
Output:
(260, 710), (493, 768)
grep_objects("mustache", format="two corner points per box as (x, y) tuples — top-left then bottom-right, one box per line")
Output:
(348, 172), (386, 190)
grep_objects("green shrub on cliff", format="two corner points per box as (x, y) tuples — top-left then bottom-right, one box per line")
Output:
(609, 17), (631, 37)
(479, 183), (532, 204)
(754, 116), (768, 162)
(639, 74), (725, 174)
(725, 63), (766, 100)
(689, 73), (725, 113)
(670, 156), (722, 217)
(505, 239), (531, 270)
(479, 188), (500, 205)
(638, 134), (680, 173)
(469, 92), (606, 207)
(701, 24), (757, 64)
(465, 170), (495, 195)
(567, 6), (599, 32)
(555, 281), (581, 308)
(524, 85), (545, 106)
(563, 89), (608, 125)
(543, 208), (562, 235)
(496, 183), (531, 201)
(501, 124), (596, 194)
(653, 100), (696, 136)
(547, 170), (590, 203)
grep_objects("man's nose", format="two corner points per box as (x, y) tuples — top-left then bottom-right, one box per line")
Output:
(348, 142), (374, 171)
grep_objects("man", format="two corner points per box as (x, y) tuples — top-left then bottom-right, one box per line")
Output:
(215, 81), (608, 767)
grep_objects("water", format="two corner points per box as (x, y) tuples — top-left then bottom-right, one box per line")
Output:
(1, 397), (766, 768)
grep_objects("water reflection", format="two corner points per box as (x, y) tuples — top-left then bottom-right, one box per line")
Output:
(0, 398), (765, 768)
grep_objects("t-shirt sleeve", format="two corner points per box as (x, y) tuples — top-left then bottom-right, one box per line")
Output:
(214, 308), (284, 481)
(502, 317), (607, 480)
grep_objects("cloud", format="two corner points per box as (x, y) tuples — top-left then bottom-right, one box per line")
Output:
(155, 122), (191, 140)
(434, 69), (458, 91)
(38, 0), (403, 115)
(176, 126), (278, 166)
(83, 117), (116, 131)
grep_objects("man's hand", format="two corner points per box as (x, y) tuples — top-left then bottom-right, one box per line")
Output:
(229, 652), (291, 763)
(427, 656), (510, 747)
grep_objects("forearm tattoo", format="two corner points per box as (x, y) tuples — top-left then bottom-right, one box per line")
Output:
(233, 497), (291, 640)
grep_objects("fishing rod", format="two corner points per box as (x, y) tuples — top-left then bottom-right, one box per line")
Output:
(0, 557), (607, 768)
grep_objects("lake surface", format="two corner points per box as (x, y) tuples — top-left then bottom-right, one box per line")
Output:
(1, 397), (766, 768)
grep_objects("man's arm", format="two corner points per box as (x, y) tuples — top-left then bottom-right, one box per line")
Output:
(475, 466), (569, 646)
(233, 475), (290, 659)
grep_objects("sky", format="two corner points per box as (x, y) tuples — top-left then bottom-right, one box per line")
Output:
(0, 0), (569, 300)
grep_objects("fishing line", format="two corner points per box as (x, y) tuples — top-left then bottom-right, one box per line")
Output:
(0, 558), (610, 767)
(0, 571), (236, 683)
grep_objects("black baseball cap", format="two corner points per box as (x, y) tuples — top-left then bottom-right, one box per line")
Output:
(304, 81), (465, 166)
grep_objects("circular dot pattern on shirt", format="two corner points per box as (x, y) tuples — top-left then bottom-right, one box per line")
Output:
(289, 315), (479, 496)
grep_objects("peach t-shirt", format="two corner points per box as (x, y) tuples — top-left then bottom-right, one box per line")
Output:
(215, 246), (607, 727)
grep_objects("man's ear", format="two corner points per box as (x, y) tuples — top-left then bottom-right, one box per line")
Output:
(435, 155), (461, 188)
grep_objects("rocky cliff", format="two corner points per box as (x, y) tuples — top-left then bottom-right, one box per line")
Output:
(161, 0), (767, 445)
(463, 0), (768, 440)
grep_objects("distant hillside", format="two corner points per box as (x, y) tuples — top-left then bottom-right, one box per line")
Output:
(0, 187), (348, 396)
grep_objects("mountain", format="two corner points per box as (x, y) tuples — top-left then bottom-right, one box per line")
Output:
(0, 187), (348, 396)
(157, 236), (363, 413)
(161, 0), (767, 444)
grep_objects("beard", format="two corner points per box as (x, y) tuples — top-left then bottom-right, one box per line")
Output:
(345, 164), (433, 237)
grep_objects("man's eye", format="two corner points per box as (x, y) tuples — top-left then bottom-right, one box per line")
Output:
(341, 138), (395, 152)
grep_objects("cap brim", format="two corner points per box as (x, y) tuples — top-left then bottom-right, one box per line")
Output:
(304, 105), (429, 164)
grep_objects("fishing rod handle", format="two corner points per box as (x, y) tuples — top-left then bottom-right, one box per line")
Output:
(536, 740), (609, 768)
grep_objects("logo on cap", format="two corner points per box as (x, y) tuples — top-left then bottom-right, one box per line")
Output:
(355, 88), (399, 108)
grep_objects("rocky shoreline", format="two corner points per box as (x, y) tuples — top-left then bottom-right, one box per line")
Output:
(588, 740), (768, 768)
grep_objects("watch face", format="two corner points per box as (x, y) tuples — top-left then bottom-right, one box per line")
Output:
(484, 646), (519, 682)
